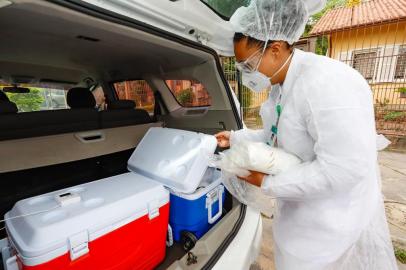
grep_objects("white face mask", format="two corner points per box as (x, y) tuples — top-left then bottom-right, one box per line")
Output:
(242, 71), (271, 93)
(240, 49), (295, 93)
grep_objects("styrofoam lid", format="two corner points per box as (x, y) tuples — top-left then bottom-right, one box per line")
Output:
(128, 127), (217, 194)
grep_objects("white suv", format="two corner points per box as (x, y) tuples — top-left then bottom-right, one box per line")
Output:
(0, 0), (262, 269)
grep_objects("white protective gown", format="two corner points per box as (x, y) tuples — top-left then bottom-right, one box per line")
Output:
(230, 49), (398, 270)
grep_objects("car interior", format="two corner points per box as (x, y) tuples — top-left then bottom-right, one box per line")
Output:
(0, 0), (243, 269)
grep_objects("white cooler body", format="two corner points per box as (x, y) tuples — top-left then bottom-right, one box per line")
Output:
(5, 173), (169, 270)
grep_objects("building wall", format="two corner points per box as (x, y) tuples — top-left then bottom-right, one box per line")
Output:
(330, 21), (406, 106)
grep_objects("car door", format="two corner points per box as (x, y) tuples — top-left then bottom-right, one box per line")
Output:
(80, 0), (326, 56)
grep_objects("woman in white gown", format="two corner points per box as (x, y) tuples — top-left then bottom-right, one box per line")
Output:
(215, 0), (398, 269)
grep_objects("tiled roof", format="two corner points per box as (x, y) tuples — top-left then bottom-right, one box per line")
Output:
(310, 0), (406, 35)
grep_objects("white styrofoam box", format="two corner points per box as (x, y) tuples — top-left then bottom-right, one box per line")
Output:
(128, 127), (217, 194)
(5, 173), (169, 266)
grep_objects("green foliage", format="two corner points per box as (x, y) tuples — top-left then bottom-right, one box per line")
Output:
(315, 36), (329, 55)
(6, 88), (44, 112)
(175, 88), (194, 106)
(383, 111), (405, 121)
(396, 87), (406, 94)
(346, 0), (361, 7)
(395, 247), (406, 264)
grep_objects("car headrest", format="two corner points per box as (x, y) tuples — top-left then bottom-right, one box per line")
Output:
(108, 100), (136, 110)
(0, 100), (18, 114)
(0, 91), (10, 101)
(67, 87), (96, 108)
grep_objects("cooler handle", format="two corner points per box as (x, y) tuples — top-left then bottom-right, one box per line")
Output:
(166, 224), (173, 247)
(206, 185), (224, 224)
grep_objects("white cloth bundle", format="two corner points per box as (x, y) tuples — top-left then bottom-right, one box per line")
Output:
(211, 141), (301, 216)
(215, 141), (301, 177)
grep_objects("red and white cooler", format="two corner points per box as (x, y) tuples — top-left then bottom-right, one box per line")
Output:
(4, 172), (169, 270)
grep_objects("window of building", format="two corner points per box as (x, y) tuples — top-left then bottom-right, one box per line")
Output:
(165, 80), (211, 107)
(0, 81), (71, 112)
(395, 45), (406, 79)
(352, 50), (378, 80)
(113, 80), (155, 114)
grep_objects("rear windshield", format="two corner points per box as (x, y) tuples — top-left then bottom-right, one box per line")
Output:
(201, 0), (251, 19)
(0, 82), (74, 113)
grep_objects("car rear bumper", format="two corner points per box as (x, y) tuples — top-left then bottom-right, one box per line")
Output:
(212, 207), (263, 270)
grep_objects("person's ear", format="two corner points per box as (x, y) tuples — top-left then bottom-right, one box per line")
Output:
(269, 42), (282, 55)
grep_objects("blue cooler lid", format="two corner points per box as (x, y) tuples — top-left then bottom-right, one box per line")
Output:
(128, 127), (217, 194)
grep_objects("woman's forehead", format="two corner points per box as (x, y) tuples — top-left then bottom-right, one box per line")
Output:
(234, 39), (261, 62)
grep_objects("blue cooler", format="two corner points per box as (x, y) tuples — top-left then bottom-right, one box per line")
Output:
(127, 127), (225, 249)
(169, 168), (225, 243)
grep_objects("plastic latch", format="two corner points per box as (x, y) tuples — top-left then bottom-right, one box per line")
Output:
(5, 255), (18, 270)
(148, 200), (160, 220)
(68, 231), (89, 261)
(2, 244), (18, 270)
(206, 185), (224, 224)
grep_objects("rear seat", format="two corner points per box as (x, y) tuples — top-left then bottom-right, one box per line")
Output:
(100, 100), (152, 129)
(0, 90), (18, 115)
(0, 88), (153, 141)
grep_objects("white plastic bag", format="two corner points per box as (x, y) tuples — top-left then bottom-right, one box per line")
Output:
(376, 134), (391, 151)
(221, 171), (276, 217)
(210, 141), (301, 216)
(215, 141), (301, 177)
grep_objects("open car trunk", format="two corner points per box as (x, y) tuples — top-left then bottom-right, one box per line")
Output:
(0, 0), (244, 269)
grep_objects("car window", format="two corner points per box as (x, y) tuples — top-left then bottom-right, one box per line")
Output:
(0, 82), (72, 112)
(113, 80), (155, 114)
(201, 0), (251, 19)
(165, 80), (211, 107)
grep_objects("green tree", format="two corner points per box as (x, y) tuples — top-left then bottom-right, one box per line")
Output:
(6, 88), (44, 112)
(176, 88), (195, 106)
(346, 0), (361, 7)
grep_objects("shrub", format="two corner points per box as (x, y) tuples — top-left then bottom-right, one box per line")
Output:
(175, 88), (194, 106)
(383, 111), (405, 122)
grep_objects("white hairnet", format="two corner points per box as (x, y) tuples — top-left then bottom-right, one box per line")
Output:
(230, 0), (310, 45)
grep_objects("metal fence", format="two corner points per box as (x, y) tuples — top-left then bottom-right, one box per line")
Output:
(220, 17), (406, 149)
(220, 57), (269, 129)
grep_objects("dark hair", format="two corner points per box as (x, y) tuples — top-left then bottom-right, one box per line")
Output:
(233, 32), (292, 50)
